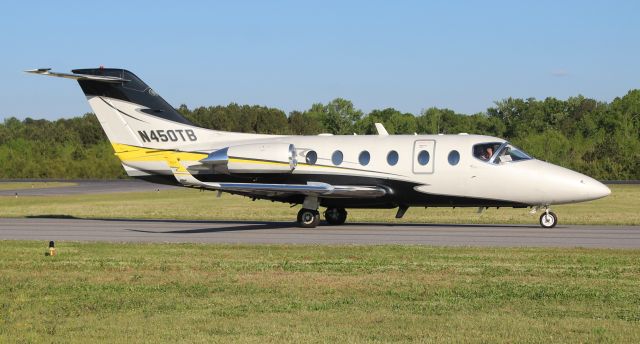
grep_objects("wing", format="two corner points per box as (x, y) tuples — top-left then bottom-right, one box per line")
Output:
(169, 160), (387, 198)
(216, 183), (387, 198)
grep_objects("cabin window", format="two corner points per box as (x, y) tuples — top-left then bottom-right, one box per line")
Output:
(387, 150), (399, 166)
(305, 150), (317, 165)
(332, 150), (343, 165)
(358, 151), (370, 166)
(448, 150), (460, 165)
(417, 150), (430, 165)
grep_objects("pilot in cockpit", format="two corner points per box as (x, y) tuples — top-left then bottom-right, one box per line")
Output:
(480, 146), (494, 161)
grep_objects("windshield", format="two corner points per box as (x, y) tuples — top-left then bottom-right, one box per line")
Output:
(473, 142), (532, 164)
(491, 143), (532, 164)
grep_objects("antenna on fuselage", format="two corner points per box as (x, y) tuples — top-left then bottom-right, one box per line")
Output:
(374, 123), (388, 136)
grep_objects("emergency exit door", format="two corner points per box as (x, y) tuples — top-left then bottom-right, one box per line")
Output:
(412, 140), (435, 174)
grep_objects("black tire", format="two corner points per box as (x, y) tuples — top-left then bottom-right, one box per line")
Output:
(539, 211), (558, 228)
(324, 207), (347, 225)
(298, 209), (320, 228)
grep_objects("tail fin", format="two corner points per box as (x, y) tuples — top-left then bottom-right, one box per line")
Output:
(73, 68), (202, 150)
(27, 67), (273, 180)
(26, 67), (211, 180)
(26, 67), (200, 149)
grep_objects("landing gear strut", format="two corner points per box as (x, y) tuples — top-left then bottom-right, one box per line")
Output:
(539, 209), (558, 228)
(324, 207), (347, 225)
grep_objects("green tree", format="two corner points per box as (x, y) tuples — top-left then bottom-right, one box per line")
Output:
(2, 90), (640, 179)
(321, 98), (363, 135)
(288, 111), (325, 135)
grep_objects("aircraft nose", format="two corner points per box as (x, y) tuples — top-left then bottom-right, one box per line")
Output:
(528, 160), (612, 204)
(582, 178), (611, 200)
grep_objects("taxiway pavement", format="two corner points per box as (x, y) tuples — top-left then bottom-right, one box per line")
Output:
(1, 218), (639, 248)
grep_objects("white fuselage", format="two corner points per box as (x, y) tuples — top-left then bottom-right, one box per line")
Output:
(92, 97), (610, 207)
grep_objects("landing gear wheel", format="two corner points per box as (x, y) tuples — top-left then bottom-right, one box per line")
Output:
(324, 207), (347, 225)
(297, 209), (320, 228)
(539, 211), (558, 228)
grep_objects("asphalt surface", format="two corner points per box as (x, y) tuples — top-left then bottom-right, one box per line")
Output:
(0, 180), (177, 196)
(1, 180), (638, 248)
(1, 218), (639, 248)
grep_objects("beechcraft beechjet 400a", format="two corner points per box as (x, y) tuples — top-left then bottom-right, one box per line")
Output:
(27, 68), (611, 228)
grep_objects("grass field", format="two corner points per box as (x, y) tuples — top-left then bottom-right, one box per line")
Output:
(0, 182), (76, 191)
(0, 184), (638, 225)
(0, 242), (638, 343)
(1, 185), (638, 342)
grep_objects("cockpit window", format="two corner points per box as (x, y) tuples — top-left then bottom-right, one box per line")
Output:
(473, 142), (532, 164)
(473, 142), (502, 162)
(492, 143), (532, 163)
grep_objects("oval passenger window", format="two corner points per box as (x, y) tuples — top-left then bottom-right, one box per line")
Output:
(359, 151), (370, 166)
(332, 150), (343, 165)
(387, 150), (399, 166)
(417, 150), (430, 165)
(305, 150), (317, 165)
(448, 150), (460, 165)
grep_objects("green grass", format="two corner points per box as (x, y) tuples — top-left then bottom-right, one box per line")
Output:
(0, 242), (638, 343)
(0, 182), (76, 191)
(0, 184), (638, 225)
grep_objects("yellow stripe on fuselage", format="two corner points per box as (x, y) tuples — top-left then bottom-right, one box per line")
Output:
(111, 143), (207, 162)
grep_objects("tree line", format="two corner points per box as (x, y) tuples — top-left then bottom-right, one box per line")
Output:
(1, 90), (639, 180)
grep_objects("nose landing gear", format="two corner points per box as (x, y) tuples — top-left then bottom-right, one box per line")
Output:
(539, 208), (558, 228)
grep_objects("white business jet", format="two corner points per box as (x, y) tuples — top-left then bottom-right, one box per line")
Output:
(27, 68), (611, 228)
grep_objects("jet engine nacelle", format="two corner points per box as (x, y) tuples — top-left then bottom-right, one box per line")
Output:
(201, 143), (297, 174)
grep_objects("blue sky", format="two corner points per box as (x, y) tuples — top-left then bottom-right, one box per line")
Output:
(1, 0), (639, 120)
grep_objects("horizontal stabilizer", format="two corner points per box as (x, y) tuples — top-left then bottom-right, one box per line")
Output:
(25, 68), (129, 83)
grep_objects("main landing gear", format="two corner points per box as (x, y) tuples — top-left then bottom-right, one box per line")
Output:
(297, 196), (321, 228)
(324, 207), (347, 225)
(297, 196), (349, 228)
(297, 207), (348, 228)
(297, 208), (320, 228)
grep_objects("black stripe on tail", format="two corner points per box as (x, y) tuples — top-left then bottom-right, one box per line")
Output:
(72, 68), (194, 126)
